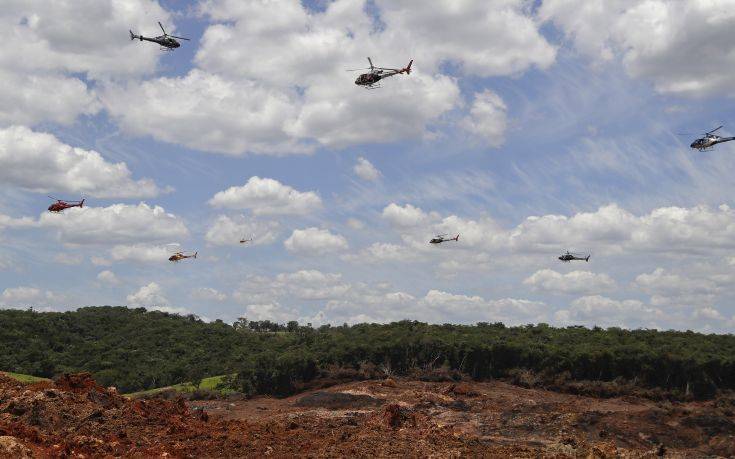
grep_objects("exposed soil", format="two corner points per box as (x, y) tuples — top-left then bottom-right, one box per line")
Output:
(1, 372), (734, 458)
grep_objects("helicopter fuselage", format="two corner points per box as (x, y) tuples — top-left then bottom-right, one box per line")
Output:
(355, 72), (383, 86)
(137, 34), (180, 48)
(690, 135), (735, 150)
(558, 253), (589, 262)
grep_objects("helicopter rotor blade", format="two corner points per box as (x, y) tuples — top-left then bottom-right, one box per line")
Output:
(158, 21), (166, 35)
(708, 125), (723, 134)
(367, 57), (374, 70)
(345, 67), (370, 71)
(170, 35), (190, 40)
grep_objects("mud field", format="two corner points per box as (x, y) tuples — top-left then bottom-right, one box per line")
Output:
(1, 373), (733, 457)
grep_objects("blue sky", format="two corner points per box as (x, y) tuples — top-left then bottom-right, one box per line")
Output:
(2, 0), (735, 332)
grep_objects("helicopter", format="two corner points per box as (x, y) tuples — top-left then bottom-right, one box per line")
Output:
(240, 234), (254, 244)
(429, 234), (459, 244)
(558, 251), (590, 262)
(166, 243), (197, 262)
(686, 126), (735, 151)
(129, 22), (189, 50)
(47, 197), (84, 213)
(347, 57), (413, 89)
(169, 251), (197, 262)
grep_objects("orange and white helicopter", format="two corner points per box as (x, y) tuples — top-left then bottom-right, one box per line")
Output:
(347, 57), (413, 89)
(167, 244), (197, 262)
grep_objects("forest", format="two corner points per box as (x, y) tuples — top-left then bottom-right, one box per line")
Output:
(1, 306), (733, 398)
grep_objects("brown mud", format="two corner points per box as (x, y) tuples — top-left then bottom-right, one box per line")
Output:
(1, 372), (734, 458)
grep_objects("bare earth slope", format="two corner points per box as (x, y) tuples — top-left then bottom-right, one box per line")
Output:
(1, 373), (733, 457)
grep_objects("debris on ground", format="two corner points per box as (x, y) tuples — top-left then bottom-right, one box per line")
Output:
(1, 372), (734, 457)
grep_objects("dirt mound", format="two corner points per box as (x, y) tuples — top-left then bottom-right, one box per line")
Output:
(0, 372), (249, 457)
(295, 391), (385, 409)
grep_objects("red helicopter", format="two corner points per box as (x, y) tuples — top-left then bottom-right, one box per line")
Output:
(47, 197), (84, 213)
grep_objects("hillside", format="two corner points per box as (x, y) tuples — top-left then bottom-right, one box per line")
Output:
(1, 306), (734, 397)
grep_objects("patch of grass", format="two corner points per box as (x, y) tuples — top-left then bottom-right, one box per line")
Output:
(127, 374), (234, 397)
(2, 371), (50, 383)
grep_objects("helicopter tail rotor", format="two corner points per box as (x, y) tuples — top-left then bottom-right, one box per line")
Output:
(129, 30), (135, 40)
(403, 59), (413, 74)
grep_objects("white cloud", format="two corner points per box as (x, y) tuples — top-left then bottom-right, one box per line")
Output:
(555, 295), (666, 329)
(0, 70), (99, 126)
(107, 0), (556, 154)
(53, 253), (83, 266)
(209, 176), (322, 215)
(635, 268), (719, 298)
(109, 244), (171, 264)
(524, 269), (616, 295)
(346, 218), (365, 230)
(0, 126), (163, 198)
(96, 270), (119, 285)
(540, 0), (735, 97)
(0, 286), (58, 309)
(242, 302), (299, 323)
(460, 90), (507, 147)
(284, 227), (349, 255)
(376, 0), (556, 77)
(353, 157), (380, 181)
(382, 203), (434, 228)
(204, 214), (279, 246)
(0, 213), (37, 231)
(40, 203), (188, 245)
(102, 70), (309, 156)
(127, 282), (169, 308)
(192, 287), (227, 302)
(405, 203), (735, 256)
(0, 0), (171, 125)
(347, 242), (420, 264)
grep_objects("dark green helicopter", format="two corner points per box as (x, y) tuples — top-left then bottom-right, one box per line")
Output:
(130, 22), (189, 50)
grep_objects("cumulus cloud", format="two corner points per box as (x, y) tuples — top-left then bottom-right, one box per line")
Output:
(126, 282), (184, 314)
(353, 157), (381, 181)
(555, 295), (666, 329)
(209, 176), (322, 215)
(0, 0), (171, 125)
(204, 215), (279, 246)
(382, 203), (435, 228)
(96, 270), (119, 285)
(106, 0), (554, 154)
(53, 253), (83, 266)
(460, 90), (508, 147)
(0, 286), (58, 309)
(399, 203), (735, 256)
(40, 203), (188, 245)
(233, 268), (546, 325)
(102, 70), (310, 156)
(108, 244), (171, 264)
(346, 242), (420, 264)
(0, 70), (98, 126)
(540, 0), (735, 97)
(524, 269), (616, 295)
(0, 126), (163, 198)
(192, 287), (227, 302)
(284, 227), (349, 256)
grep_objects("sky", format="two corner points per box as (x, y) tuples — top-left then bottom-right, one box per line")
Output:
(2, 0), (735, 332)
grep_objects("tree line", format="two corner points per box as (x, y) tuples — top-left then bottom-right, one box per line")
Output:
(1, 307), (733, 398)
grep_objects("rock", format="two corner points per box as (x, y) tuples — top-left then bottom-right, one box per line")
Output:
(0, 436), (33, 459)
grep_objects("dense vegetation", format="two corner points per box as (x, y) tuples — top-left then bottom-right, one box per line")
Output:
(1, 306), (733, 398)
